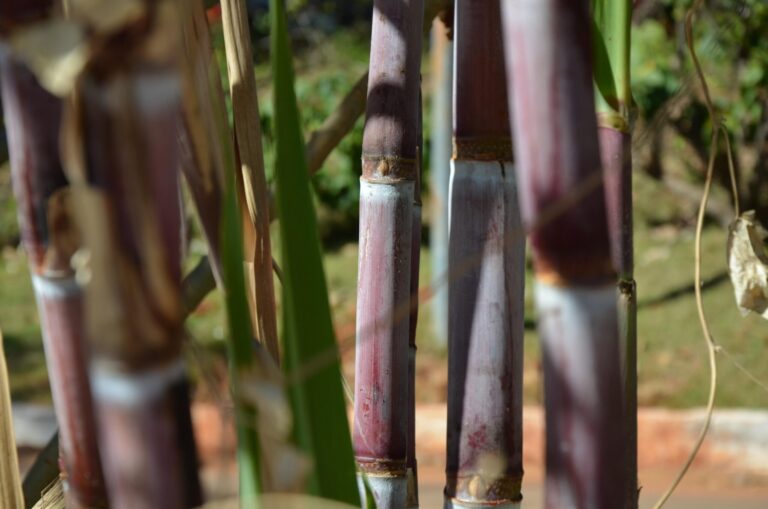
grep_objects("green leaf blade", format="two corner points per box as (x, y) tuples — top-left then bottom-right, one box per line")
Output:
(269, 0), (360, 505)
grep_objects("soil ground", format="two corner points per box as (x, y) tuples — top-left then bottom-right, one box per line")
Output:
(20, 401), (766, 508)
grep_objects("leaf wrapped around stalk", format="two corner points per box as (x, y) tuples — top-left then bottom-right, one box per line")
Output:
(177, 0), (227, 288)
(220, 0), (280, 363)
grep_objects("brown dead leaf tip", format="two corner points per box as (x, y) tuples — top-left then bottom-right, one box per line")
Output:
(727, 211), (768, 319)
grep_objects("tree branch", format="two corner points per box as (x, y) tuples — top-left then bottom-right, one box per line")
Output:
(306, 72), (368, 175)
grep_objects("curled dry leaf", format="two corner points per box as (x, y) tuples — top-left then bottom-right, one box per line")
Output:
(6, 18), (88, 97)
(727, 211), (768, 319)
(3, 0), (153, 98)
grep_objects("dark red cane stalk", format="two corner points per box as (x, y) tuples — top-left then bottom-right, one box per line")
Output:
(0, 4), (107, 505)
(445, 1), (524, 507)
(592, 2), (637, 505)
(353, 0), (424, 505)
(406, 93), (423, 509)
(64, 11), (203, 508)
(502, 1), (628, 507)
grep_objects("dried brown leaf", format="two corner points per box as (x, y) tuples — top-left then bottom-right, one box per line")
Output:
(176, 1), (228, 286)
(727, 211), (768, 319)
(7, 18), (88, 97)
(0, 330), (24, 509)
(31, 478), (64, 509)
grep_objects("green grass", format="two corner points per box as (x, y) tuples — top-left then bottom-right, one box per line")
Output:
(0, 248), (48, 403)
(3, 212), (768, 409)
(0, 165), (19, 248)
(633, 220), (768, 408)
(4, 211), (768, 412)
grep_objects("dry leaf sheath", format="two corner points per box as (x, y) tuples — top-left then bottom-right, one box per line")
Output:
(0, 330), (24, 509)
(220, 0), (280, 362)
(177, 0), (228, 289)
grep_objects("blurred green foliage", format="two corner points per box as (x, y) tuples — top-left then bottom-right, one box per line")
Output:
(0, 165), (18, 248)
(631, 17), (680, 118)
(630, 0), (768, 222)
(632, 0), (768, 125)
(254, 27), (373, 243)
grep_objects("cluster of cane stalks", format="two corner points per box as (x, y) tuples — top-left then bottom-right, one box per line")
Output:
(0, 1), (652, 508)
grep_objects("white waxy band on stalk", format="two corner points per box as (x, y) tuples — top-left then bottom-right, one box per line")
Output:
(357, 473), (408, 509)
(90, 359), (186, 406)
(444, 498), (521, 509)
(31, 274), (81, 299)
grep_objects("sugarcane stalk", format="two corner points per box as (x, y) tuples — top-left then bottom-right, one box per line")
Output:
(20, 252), (228, 508)
(353, 0), (424, 505)
(445, 1), (524, 507)
(167, 3), (455, 312)
(502, 1), (627, 507)
(405, 93), (424, 509)
(62, 7), (202, 507)
(593, 1), (637, 506)
(0, 7), (108, 504)
(429, 19), (452, 347)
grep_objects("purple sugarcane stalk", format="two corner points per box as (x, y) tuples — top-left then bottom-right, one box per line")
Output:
(70, 18), (202, 508)
(0, 7), (108, 504)
(406, 93), (423, 509)
(353, 0), (424, 506)
(445, 1), (525, 507)
(406, 197), (421, 509)
(600, 121), (638, 509)
(502, 1), (628, 507)
(601, 129), (633, 280)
